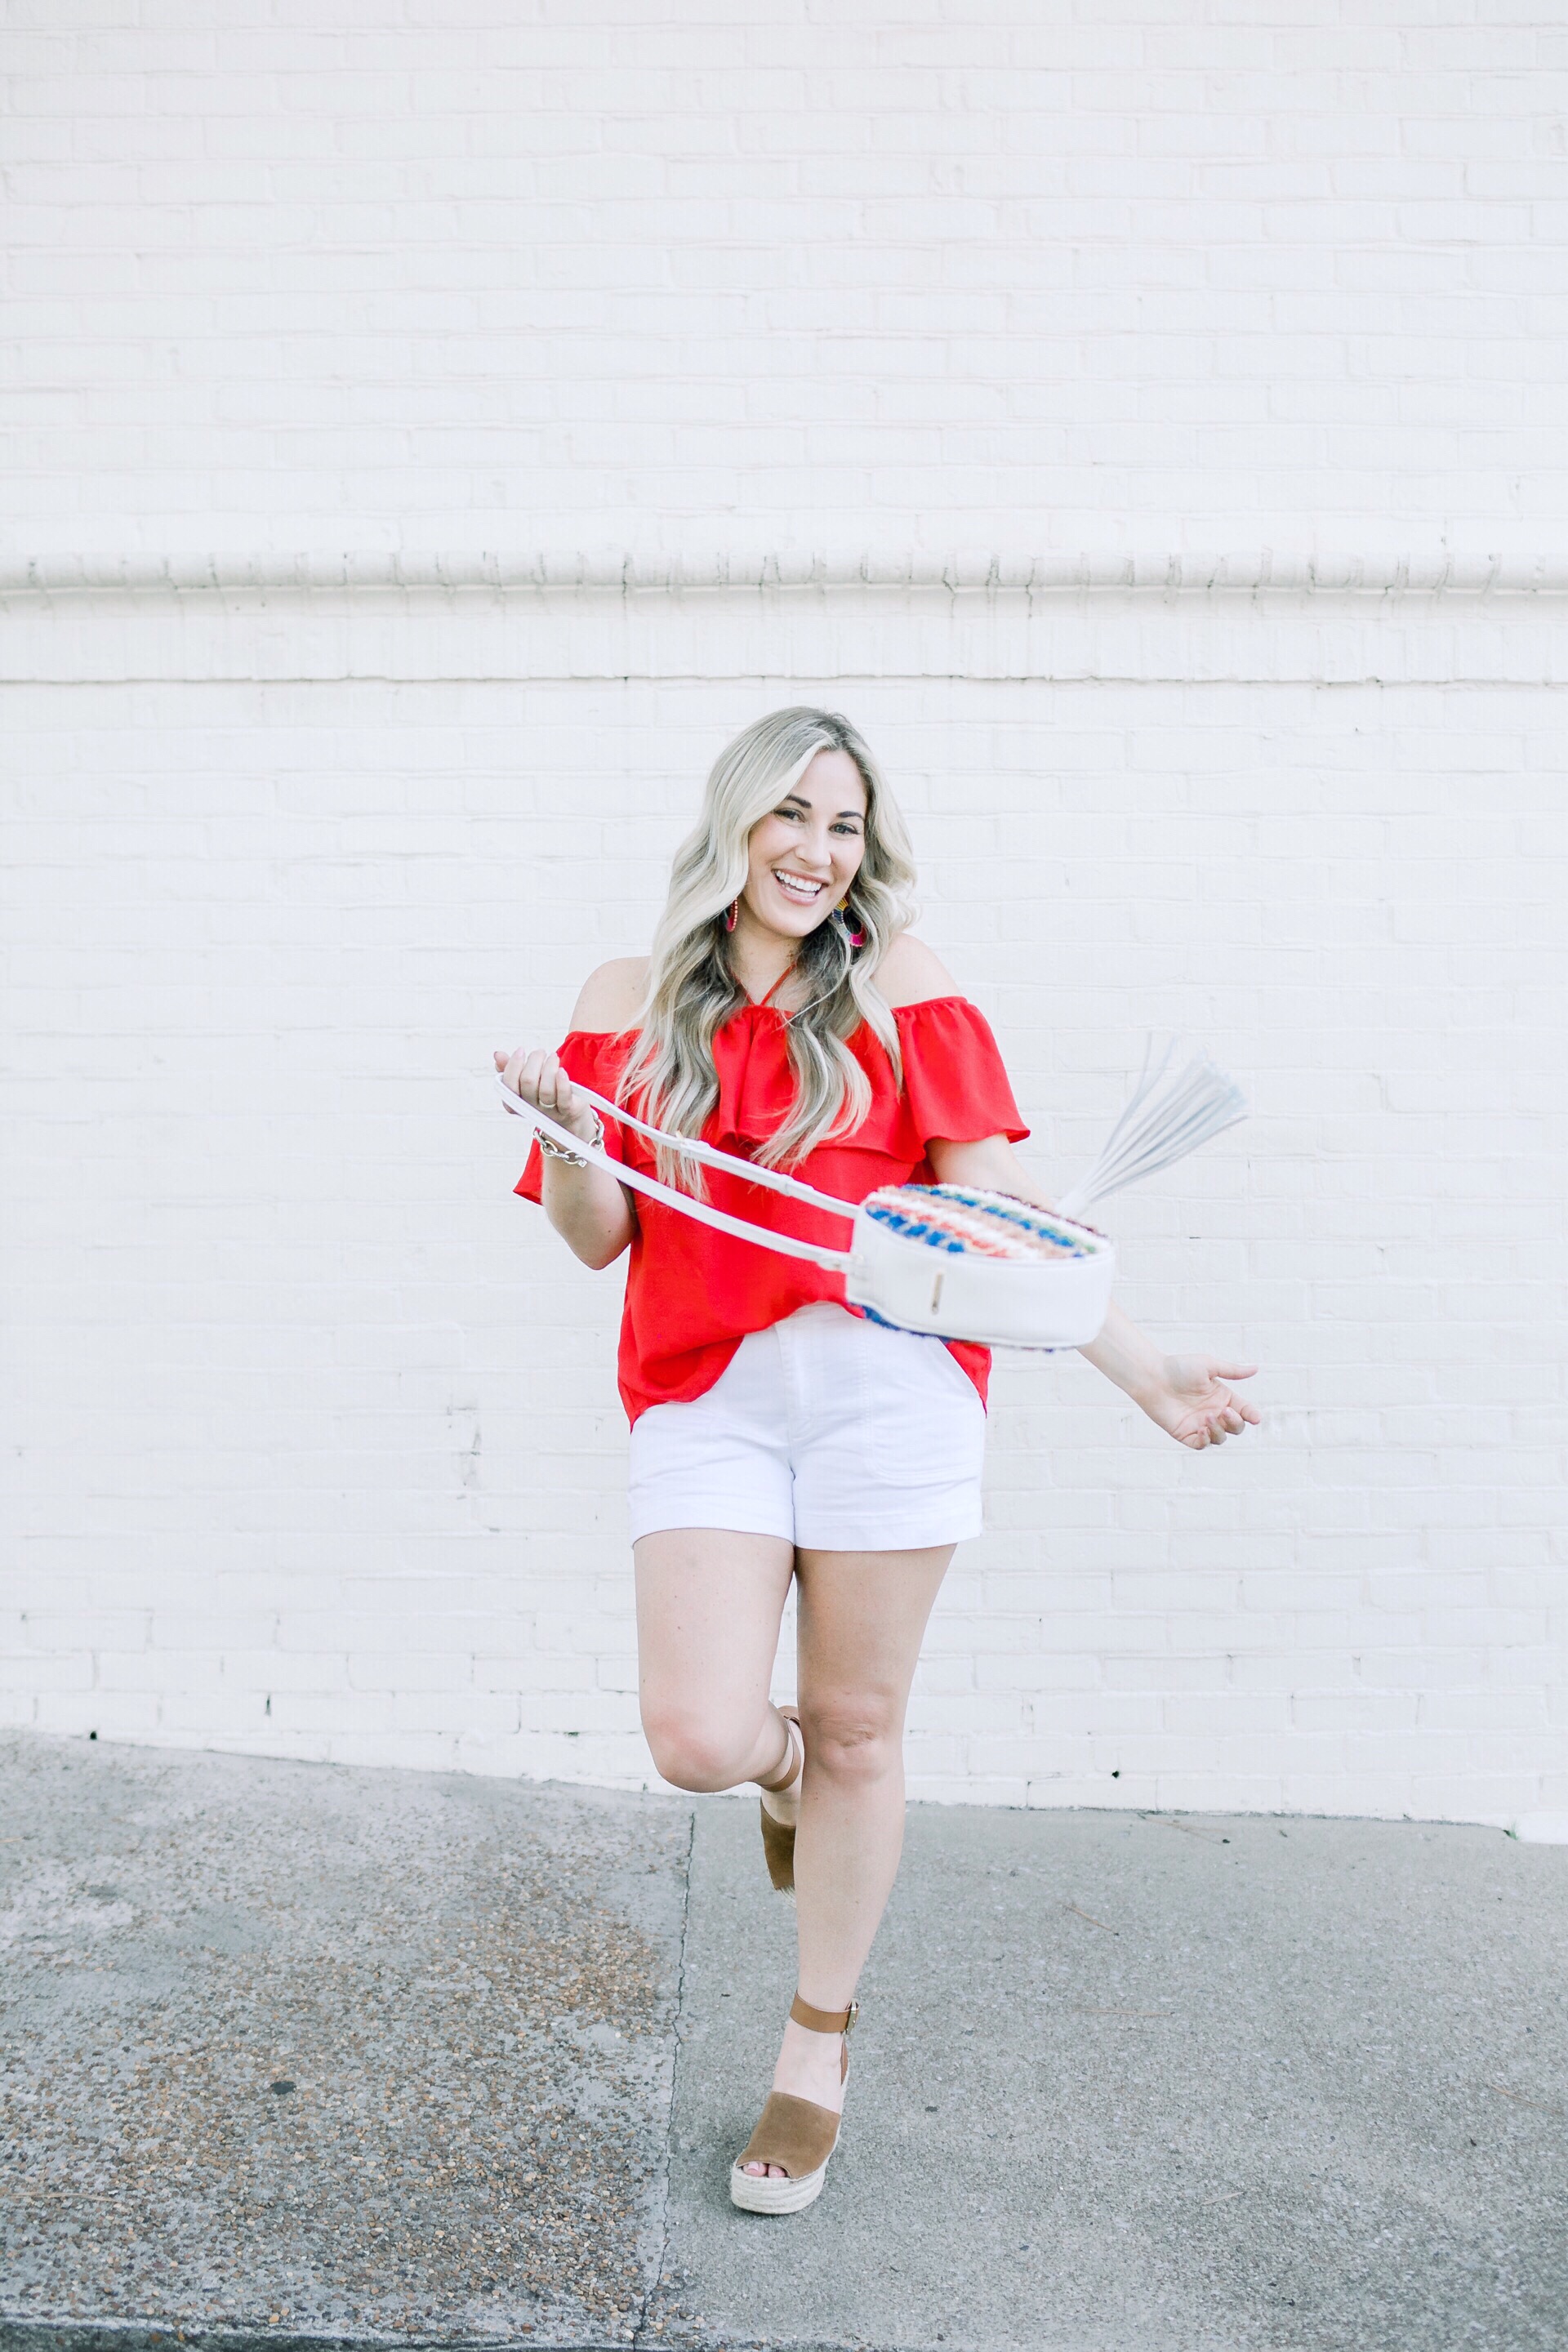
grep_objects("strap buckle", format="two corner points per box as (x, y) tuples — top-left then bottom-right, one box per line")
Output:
(790, 1991), (859, 2037)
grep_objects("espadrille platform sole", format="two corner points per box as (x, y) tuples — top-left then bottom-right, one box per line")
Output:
(729, 2136), (835, 2214)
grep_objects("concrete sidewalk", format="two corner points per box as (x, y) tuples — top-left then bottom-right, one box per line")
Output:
(2, 1732), (1565, 2352)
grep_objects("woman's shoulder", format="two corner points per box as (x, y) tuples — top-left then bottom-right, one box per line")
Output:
(569, 957), (649, 1034)
(876, 933), (962, 1011)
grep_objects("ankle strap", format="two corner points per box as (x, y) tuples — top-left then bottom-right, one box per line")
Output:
(757, 1712), (803, 1795)
(791, 1993), (859, 2036)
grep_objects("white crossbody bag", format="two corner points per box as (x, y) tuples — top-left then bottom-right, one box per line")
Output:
(499, 1037), (1245, 1353)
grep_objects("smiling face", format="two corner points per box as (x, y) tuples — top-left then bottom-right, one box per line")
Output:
(737, 747), (869, 944)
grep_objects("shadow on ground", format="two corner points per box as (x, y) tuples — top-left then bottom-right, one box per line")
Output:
(3, 1732), (1566, 2352)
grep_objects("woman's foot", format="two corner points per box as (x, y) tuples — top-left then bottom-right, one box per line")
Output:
(759, 1763), (800, 1833)
(739, 2016), (847, 2179)
(757, 1710), (804, 1893)
(758, 1708), (802, 1822)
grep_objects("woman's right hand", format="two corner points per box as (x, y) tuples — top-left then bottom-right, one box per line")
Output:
(492, 1046), (598, 1145)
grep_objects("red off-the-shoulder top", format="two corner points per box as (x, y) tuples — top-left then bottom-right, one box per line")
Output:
(514, 994), (1028, 1426)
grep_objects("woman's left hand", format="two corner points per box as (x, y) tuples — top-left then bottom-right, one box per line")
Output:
(1137, 1356), (1260, 1450)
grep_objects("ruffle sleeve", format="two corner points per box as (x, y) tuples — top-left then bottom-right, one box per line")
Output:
(512, 1030), (630, 1205)
(893, 996), (1029, 1148)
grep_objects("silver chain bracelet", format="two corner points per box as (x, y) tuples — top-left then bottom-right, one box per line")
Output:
(536, 1107), (605, 1167)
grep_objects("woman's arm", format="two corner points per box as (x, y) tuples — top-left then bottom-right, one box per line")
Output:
(493, 960), (645, 1272)
(924, 1130), (1259, 1450)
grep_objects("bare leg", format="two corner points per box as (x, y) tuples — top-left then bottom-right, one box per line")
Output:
(742, 1542), (955, 2176)
(634, 1528), (797, 1793)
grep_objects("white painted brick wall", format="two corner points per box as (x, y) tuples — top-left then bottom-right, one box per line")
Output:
(3, 642), (1564, 1830)
(5, 3), (1568, 566)
(2, 6), (1565, 1834)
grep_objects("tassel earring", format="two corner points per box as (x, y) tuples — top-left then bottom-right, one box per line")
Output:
(833, 896), (866, 950)
(724, 898), (738, 933)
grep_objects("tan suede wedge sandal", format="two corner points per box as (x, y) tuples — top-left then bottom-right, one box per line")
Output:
(757, 1707), (804, 1895)
(728, 1993), (858, 2216)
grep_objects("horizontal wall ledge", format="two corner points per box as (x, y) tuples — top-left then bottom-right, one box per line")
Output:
(2, 555), (1565, 686)
(4, 550), (1568, 600)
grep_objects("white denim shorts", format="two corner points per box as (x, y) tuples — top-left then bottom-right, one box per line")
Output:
(626, 1300), (987, 1552)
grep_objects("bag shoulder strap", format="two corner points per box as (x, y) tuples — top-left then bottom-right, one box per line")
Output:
(497, 1076), (852, 1275)
(566, 1077), (858, 1218)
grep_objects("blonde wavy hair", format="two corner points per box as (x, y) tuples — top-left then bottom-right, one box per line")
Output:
(619, 708), (918, 1187)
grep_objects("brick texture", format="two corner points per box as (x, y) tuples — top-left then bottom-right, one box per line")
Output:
(3, 3), (1567, 566)
(3, 666), (1563, 1829)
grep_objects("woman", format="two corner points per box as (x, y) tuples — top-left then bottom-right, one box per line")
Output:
(495, 708), (1258, 2216)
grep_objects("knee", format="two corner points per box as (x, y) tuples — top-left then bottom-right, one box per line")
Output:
(641, 1704), (754, 1793)
(799, 1694), (902, 1787)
